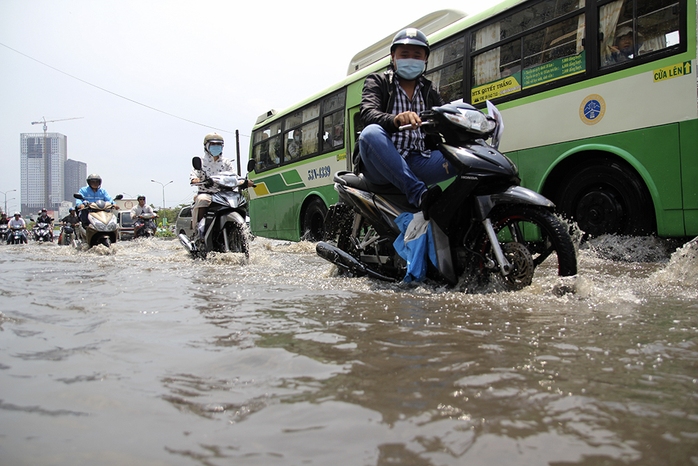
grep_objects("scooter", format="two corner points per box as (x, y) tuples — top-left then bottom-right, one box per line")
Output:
(178, 158), (255, 260)
(58, 223), (80, 247)
(133, 212), (158, 239)
(0, 223), (8, 243)
(73, 194), (124, 248)
(317, 101), (577, 292)
(7, 225), (28, 244)
(32, 221), (53, 242)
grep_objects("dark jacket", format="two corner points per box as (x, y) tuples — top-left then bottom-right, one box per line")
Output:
(61, 214), (80, 226)
(360, 68), (445, 133)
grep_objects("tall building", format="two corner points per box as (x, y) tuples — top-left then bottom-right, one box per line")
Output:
(64, 159), (87, 201)
(20, 132), (87, 215)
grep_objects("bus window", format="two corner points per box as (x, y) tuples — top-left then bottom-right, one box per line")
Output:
(321, 90), (346, 150)
(470, 0), (585, 103)
(426, 36), (465, 103)
(323, 112), (344, 150)
(252, 122), (281, 170)
(283, 104), (320, 161)
(599, 0), (680, 67)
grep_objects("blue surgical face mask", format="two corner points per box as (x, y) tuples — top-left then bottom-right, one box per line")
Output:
(208, 144), (223, 157)
(395, 58), (426, 80)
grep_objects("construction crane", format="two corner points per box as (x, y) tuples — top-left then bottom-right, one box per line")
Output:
(30, 117), (83, 209)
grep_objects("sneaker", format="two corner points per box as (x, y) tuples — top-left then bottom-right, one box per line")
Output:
(420, 185), (442, 220)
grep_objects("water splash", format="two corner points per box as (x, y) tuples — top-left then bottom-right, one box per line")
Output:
(582, 235), (678, 262)
(650, 236), (698, 287)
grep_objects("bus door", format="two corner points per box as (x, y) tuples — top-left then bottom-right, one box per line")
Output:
(346, 106), (364, 172)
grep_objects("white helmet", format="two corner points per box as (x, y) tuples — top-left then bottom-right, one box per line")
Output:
(204, 132), (224, 157)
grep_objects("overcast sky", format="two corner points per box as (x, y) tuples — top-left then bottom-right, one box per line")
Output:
(0, 0), (500, 211)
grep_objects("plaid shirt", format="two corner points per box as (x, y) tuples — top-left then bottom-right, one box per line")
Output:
(390, 77), (428, 158)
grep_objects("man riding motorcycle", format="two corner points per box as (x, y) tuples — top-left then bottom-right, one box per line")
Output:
(76, 174), (119, 227)
(130, 195), (158, 237)
(189, 132), (253, 239)
(7, 212), (28, 244)
(36, 208), (54, 241)
(58, 208), (80, 245)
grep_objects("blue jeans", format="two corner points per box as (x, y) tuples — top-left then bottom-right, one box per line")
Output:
(358, 124), (453, 207)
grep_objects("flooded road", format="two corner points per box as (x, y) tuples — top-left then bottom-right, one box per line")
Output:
(1, 235), (696, 465)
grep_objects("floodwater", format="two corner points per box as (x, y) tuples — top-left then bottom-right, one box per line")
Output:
(0, 234), (696, 466)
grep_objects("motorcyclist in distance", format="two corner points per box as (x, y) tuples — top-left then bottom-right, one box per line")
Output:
(7, 212), (27, 244)
(76, 173), (119, 227)
(61, 208), (80, 226)
(130, 195), (157, 237)
(0, 212), (8, 225)
(189, 132), (254, 237)
(58, 208), (80, 245)
(36, 208), (54, 240)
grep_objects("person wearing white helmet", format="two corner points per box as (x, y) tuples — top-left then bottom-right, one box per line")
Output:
(7, 212), (27, 243)
(357, 28), (453, 218)
(189, 132), (253, 236)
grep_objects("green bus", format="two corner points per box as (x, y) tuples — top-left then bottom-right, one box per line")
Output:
(248, 0), (697, 241)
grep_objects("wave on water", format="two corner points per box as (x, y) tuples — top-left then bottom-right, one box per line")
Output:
(582, 234), (684, 262)
(650, 236), (698, 287)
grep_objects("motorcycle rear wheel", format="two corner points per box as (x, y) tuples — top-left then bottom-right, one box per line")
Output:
(469, 205), (577, 290)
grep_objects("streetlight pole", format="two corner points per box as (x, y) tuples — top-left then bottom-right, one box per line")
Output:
(1, 189), (17, 214)
(150, 179), (173, 210)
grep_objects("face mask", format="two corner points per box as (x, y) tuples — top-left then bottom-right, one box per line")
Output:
(208, 144), (223, 157)
(395, 58), (426, 80)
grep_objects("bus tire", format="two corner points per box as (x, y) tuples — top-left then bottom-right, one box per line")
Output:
(301, 197), (328, 242)
(555, 159), (655, 237)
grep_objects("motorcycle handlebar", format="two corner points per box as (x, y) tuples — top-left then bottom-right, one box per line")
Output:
(398, 120), (435, 132)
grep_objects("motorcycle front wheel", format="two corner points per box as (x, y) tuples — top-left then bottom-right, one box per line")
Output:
(468, 205), (578, 290)
(224, 223), (249, 259)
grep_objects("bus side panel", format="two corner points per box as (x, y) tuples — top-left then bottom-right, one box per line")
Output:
(680, 119), (698, 234)
(514, 124), (684, 236)
(249, 196), (281, 240)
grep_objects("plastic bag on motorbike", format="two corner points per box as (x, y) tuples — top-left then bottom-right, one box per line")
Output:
(393, 212), (437, 283)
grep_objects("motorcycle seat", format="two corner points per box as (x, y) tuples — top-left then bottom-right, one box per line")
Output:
(334, 171), (403, 196)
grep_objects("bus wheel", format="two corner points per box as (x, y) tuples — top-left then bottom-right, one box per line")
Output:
(301, 197), (328, 241)
(555, 159), (655, 237)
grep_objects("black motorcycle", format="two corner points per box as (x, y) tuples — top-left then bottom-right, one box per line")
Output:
(133, 212), (158, 239)
(7, 225), (28, 244)
(317, 102), (577, 292)
(178, 158), (255, 260)
(58, 223), (79, 247)
(0, 223), (8, 243)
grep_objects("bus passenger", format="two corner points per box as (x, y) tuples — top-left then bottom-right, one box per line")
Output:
(358, 28), (453, 217)
(605, 26), (642, 65)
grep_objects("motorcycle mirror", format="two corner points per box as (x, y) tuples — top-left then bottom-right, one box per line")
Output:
(114, 194), (124, 200)
(246, 159), (256, 172)
(73, 193), (84, 200)
(192, 157), (202, 170)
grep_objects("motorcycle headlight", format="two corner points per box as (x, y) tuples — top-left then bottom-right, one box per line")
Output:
(91, 218), (108, 231)
(91, 216), (117, 232)
(444, 108), (496, 136)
